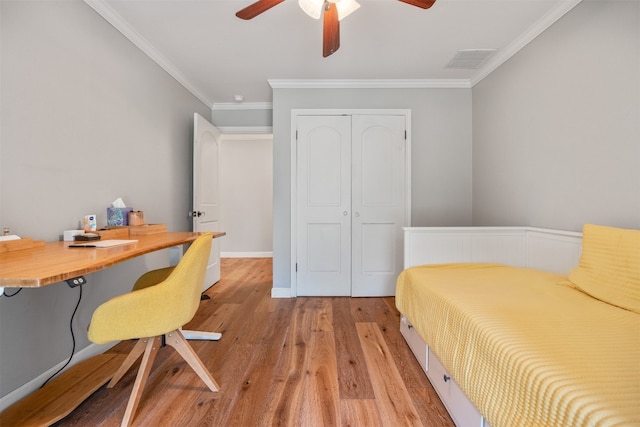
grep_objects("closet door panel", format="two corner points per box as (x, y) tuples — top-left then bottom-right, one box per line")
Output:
(306, 224), (342, 271)
(351, 115), (406, 296)
(296, 116), (352, 296)
(361, 223), (396, 272)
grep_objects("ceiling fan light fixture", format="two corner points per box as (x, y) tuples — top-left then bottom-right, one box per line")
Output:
(335, 0), (360, 20)
(299, 0), (359, 20)
(298, 0), (323, 19)
(237, 0), (433, 58)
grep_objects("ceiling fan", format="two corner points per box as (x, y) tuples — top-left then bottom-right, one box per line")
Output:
(236, 0), (436, 58)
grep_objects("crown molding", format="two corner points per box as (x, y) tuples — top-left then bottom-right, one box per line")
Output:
(268, 79), (472, 89)
(84, 0), (213, 108)
(471, 0), (583, 86)
(212, 102), (273, 111)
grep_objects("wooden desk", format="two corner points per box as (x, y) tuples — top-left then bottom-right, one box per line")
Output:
(0, 231), (225, 288)
(0, 231), (226, 426)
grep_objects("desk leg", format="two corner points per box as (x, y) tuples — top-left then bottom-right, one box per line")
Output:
(169, 246), (183, 267)
(180, 329), (222, 341)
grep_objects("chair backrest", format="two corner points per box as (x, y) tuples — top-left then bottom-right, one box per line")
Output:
(163, 233), (213, 322)
(88, 233), (213, 344)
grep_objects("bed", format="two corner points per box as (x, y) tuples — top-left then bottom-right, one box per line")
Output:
(396, 224), (640, 427)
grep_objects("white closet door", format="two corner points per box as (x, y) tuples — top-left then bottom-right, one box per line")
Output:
(296, 116), (352, 296)
(351, 115), (406, 296)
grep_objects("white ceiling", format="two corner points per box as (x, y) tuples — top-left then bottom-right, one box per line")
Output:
(86, 0), (582, 108)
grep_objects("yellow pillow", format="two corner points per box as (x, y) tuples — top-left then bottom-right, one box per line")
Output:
(568, 224), (640, 313)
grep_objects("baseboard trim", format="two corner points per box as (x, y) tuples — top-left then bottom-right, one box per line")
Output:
(0, 342), (116, 411)
(221, 251), (273, 258)
(271, 287), (292, 298)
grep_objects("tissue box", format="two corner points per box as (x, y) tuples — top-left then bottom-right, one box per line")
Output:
(107, 207), (133, 226)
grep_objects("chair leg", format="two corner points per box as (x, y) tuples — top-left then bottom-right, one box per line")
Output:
(108, 339), (147, 388)
(120, 336), (161, 427)
(165, 329), (220, 392)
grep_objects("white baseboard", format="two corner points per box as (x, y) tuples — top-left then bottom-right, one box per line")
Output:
(221, 251), (273, 258)
(271, 287), (292, 298)
(0, 341), (117, 411)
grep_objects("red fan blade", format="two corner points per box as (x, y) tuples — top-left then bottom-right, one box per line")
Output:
(323, 1), (340, 57)
(398, 0), (436, 9)
(236, 0), (285, 20)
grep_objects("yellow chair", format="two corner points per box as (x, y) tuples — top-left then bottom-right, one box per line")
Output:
(88, 233), (220, 427)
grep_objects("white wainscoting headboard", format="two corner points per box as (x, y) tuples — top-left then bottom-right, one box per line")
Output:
(404, 227), (582, 275)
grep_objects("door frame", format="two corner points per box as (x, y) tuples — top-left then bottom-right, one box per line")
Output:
(290, 109), (412, 297)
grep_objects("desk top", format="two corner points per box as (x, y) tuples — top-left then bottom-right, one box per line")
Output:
(0, 231), (225, 288)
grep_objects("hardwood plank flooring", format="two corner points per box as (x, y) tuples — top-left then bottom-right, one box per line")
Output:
(54, 258), (454, 427)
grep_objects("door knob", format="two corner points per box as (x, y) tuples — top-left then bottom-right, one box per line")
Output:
(189, 211), (205, 217)
(343, 211), (348, 216)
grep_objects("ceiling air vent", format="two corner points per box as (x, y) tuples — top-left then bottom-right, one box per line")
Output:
(446, 49), (497, 69)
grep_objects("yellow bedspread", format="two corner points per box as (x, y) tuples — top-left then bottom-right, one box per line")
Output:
(396, 264), (640, 427)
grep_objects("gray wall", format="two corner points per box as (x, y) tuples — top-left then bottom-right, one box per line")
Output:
(0, 0), (210, 402)
(472, 0), (640, 231)
(271, 88), (473, 291)
(212, 106), (273, 129)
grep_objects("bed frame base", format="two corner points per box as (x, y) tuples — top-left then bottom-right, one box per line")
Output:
(401, 315), (488, 427)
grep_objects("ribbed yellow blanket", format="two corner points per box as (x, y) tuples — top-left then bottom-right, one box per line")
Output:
(396, 264), (640, 427)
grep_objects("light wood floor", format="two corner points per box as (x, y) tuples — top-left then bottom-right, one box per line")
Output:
(55, 258), (454, 426)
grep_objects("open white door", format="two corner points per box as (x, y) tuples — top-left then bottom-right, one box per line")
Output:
(193, 113), (222, 291)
